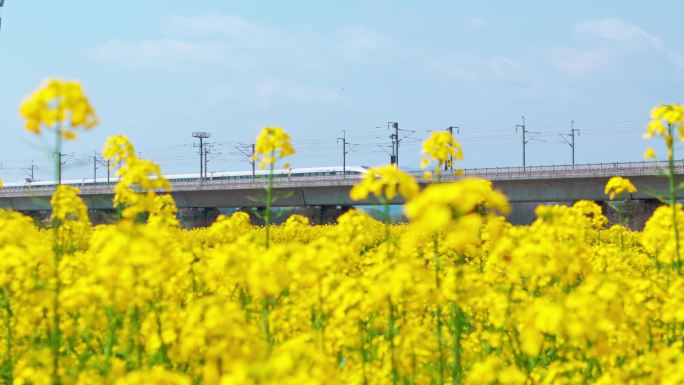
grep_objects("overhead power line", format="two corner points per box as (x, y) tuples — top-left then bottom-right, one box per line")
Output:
(557, 120), (580, 165)
(0, 0), (5, 32)
(192, 132), (211, 180)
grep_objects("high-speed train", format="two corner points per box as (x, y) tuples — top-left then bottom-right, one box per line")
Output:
(1, 166), (369, 191)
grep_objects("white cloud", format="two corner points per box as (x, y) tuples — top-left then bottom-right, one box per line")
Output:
(163, 13), (282, 47)
(489, 57), (521, 78)
(258, 79), (341, 105)
(458, 17), (490, 31)
(164, 13), (389, 70)
(167, 13), (392, 65)
(93, 12), (398, 74)
(549, 47), (609, 74)
(575, 18), (656, 44)
(336, 25), (387, 61)
(204, 79), (342, 108)
(91, 38), (253, 70)
(424, 55), (481, 83)
(574, 18), (684, 68)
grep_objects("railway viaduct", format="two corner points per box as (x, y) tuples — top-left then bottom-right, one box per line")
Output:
(1, 161), (682, 228)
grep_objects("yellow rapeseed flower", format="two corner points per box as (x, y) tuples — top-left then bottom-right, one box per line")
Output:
(420, 131), (463, 177)
(644, 103), (684, 160)
(19, 78), (98, 139)
(405, 178), (509, 232)
(604, 176), (637, 200)
(644, 147), (656, 159)
(50, 185), (89, 224)
(254, 127), (295, 169)
(4, 102), (684, 384)
(349, 165), (419, 202)
(103, 135), (171, 219)
(50, 184), (91, 250)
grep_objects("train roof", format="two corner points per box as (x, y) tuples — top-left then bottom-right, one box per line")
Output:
(1, 166), (368, 186)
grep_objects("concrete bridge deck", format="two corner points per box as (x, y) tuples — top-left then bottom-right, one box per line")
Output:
(0, 160), (682, 212)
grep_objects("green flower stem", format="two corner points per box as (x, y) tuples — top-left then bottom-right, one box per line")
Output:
(435, 306), (445, 385)
(51, 247), (62, 385)
(382, 197), (391, 242)
(358, 321), (369, 385)
(387, 300), (399, 385)
(450, 303), (464, 385)
(433, 236), (445, 384)
(102, 307), (118, 376)
(261, 297), (273, 347)
(667, 123), (682, 273)
(1, 293), (13, 385)
(433, 236), (441, 289)
(265, 158), (274, 248)
(55, 123), (63, 185)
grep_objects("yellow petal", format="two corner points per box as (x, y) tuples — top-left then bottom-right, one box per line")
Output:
(61, 130), (78, 140)
(644, 147), (656, 159)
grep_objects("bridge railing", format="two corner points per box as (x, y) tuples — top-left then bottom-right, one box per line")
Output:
(407, 160), (682, 181)
(1, 160), (682, 197)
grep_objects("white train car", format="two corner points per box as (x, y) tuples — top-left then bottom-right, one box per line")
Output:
(1, 166), (368, 190)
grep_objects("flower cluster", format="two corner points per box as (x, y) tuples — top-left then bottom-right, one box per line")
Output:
(644, 103), (684, 159)
(2, 173), (683, 384)
(19, 78), (98, 139)
(254, 127), (295, 169)
(103, 135), (172, 220)
(420, 130), (463, 178)
(349, 165), (420, 202)
(4, 90), (684, 384)
(604, 176), (637, 200)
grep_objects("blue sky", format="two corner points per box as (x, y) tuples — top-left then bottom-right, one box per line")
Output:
(1, 1), (683, 181)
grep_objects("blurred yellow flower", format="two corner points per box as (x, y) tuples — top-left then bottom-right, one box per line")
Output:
(604, 176), (637, 200)
(50, 185), (89, 224)
(651, 103), (684, 125)
(103, 135), (171, 219)
(19, 78), (98, 139)
(254, 127), (295, 169)
(644, 104), (684, 161)
(420, 131), (463, 177)
(2, 101), (684, 385)
(349, 165), (419, 202)
(50, 184), (91, 248)
(405, 178), (509, 232)
(644, 147), (656, 159)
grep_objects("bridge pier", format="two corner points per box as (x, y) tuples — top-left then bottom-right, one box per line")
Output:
(177, 208), (220, 229)
(223, 205), (352, 227)
(314, 205), (351, 225)
(598, 199), (660, 230)
(89, 209), (118, 225)
(507, 202), (544, 226)
(507, 199), (661, 230)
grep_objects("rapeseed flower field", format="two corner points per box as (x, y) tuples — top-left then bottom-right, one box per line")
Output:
(1, 81), (684, 384)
